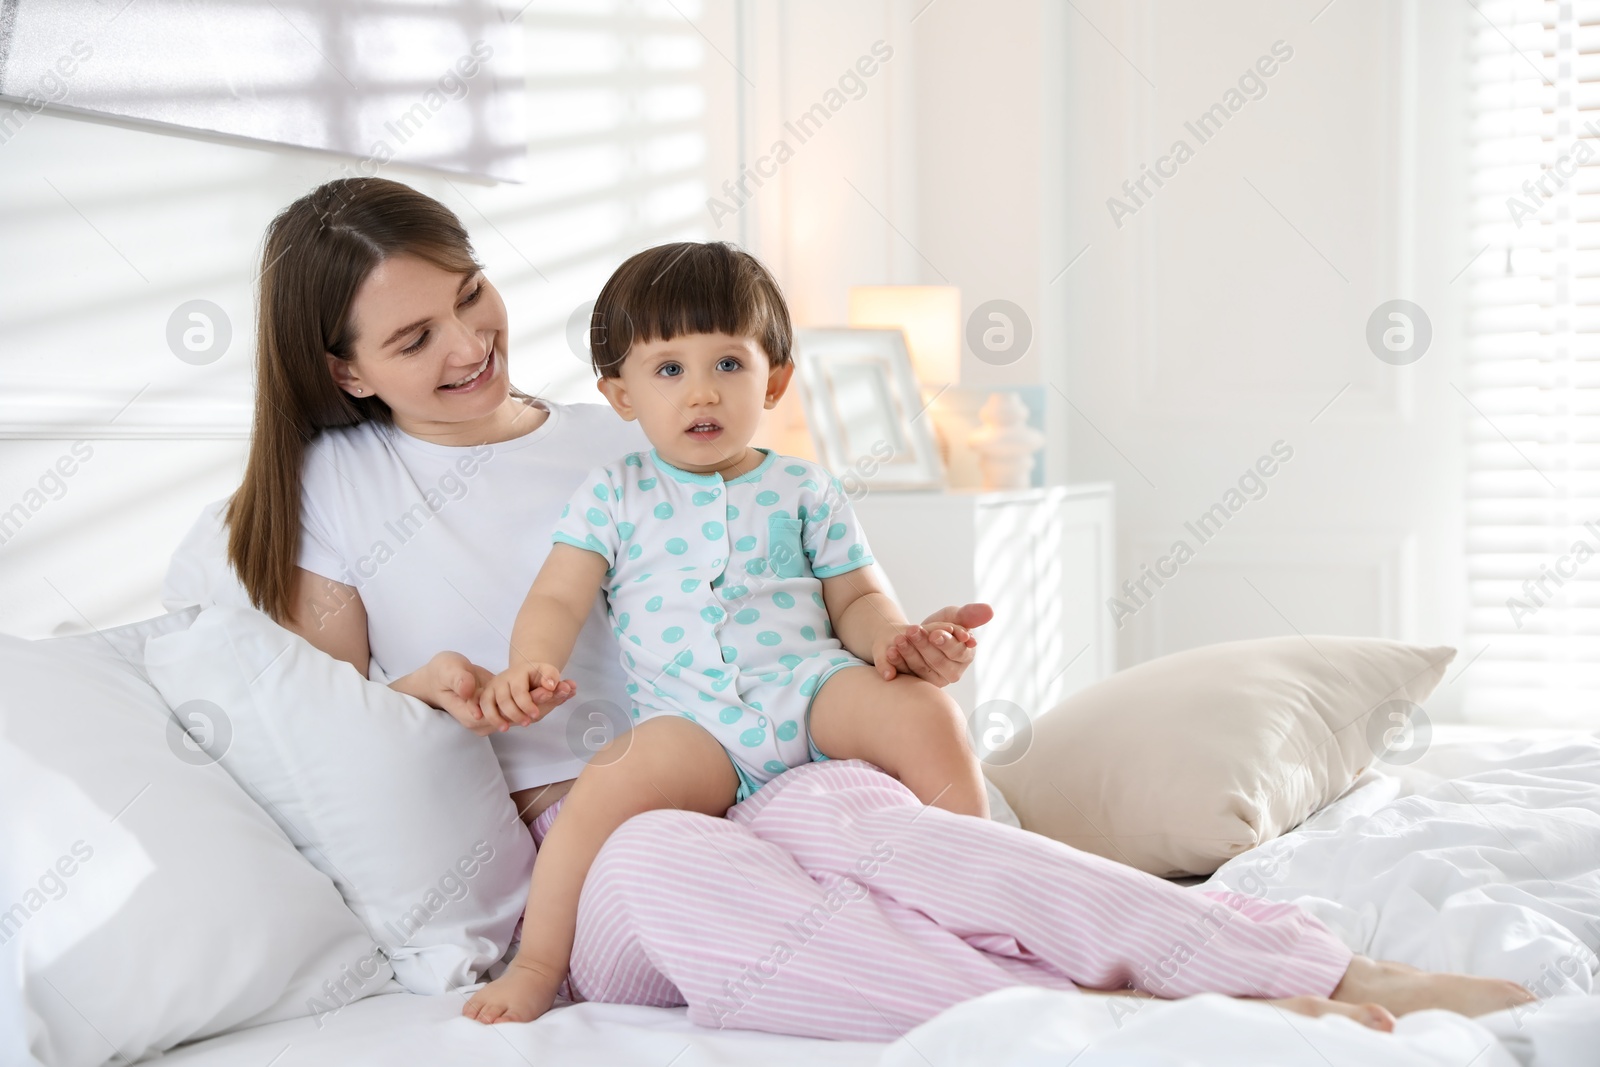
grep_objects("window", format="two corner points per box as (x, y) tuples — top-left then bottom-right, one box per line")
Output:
(1467, 0), (1600, 724)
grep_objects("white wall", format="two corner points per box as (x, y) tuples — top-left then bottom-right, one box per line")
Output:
(2, 0), (1478, 724)
(0, 2), (741, 637)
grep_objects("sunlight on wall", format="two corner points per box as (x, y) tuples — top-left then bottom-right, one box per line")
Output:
(0, 0), (726, 637)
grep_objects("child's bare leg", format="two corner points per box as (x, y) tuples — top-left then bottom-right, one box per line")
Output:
(462, 716), (738, 1024)
(808, 665), (988, 818)
(1331, 956), (1535, 1018)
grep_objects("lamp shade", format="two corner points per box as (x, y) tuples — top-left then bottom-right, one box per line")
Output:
(848, 285), (961, 386)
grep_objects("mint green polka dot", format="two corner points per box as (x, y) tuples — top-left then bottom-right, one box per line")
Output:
(698, 691), (715, 702)
(721, 645), (738, 661)
(745, 558), (767, 575)
(727, 505), (740, 519)
(625, 454), (643, 467)
(629, 635), (641, 645)
(740, 727), (766, 747)
(635, 572), (653, 582)
(724, 585), (749, 600)
(701, 605), (725, 623)
(756, 490), (780, 505)
(666, 537), (688, 555)
(626, 682), (639, 694)
(627, 543), (643, 560)
(812, 503), (830, 521)
(646, 596), (664, 611)
(675, 649), (693, 666)
(797, 504), (808, 521)
(586, 507), (607, 525)
(800, 479), (818, 490)
(665, 662), (681, 678)
(680, 710), (697, 722)
(772, 591), (795, 608)
(776, 720), (799, 742)
(561, 503), (569, 517)
(749, 700), (764, 711)
(827, 523), (847, 540)
(785, 464), (807, 475)
(617, 521), (636, 539)
(693, 490), (720, 506)
(631, 708), (640, 720)
(639, 477), (657, 490)
(655, 502), (674, 520)
(779, 654), (801, 669)
(848, 544), (864, 561)
(811, 592), (824, 608)
(764, 760), (787, 774)
(585, 534), (605, 552)
(617, 612), (630, 629)
(736, 535), (757, 551)
(663, 626), (685, 642)
(760, 672), (779, 682)
(624, 651), (635, 668)
(757, 631), (781, 646)
(593, 483), (608, 501)
(734, 608), (760, 624)
(801, 625), (816, 640)
(703, 521), (724, 539)
(682, 578), (701, 592)
(800, 676), (821, 696)
(719, 707), (742, 724)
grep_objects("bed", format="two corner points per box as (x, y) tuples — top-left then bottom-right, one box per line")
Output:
(5, 607), (1598, 1067)
(140, 734), (1600, 1066)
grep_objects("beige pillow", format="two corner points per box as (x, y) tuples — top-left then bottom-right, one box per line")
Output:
(983, 636), (1455, 877)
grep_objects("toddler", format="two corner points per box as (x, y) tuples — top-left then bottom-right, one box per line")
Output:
(463, 241), (986, 1024)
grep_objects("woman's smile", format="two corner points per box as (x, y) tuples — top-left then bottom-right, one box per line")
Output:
(439, 348), (495, 393)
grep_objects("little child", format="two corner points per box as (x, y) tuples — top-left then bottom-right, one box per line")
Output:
(463, 241), (987, 1024)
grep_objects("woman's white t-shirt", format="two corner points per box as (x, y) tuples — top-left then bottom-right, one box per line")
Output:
(164, 397), (650, 793)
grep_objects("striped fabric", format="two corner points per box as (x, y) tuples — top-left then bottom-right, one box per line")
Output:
(532, 760), (1351, 1041)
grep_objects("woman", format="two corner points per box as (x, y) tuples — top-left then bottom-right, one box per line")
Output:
(216, 177), (1531, 1040)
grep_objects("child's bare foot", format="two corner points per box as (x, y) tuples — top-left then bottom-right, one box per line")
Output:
(461, 959), (562, 1025)
(1332, 956), (1536, 1018)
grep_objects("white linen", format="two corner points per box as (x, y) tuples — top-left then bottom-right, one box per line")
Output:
(143, 605), (536, 997)
(1, 627), (390, 1067)
(150, 735), (1600, 1067)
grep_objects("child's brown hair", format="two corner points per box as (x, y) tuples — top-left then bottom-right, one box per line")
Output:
(588, 241), (792, 377)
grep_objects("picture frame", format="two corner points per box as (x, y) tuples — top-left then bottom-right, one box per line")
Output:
(793, 327), (947, 491)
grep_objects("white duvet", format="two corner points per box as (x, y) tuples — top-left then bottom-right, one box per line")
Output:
(155, 736), (1600, 1067)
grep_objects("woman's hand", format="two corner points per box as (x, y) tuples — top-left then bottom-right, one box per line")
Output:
(879, 603), (992, 686)
(394, 652), (572, 736)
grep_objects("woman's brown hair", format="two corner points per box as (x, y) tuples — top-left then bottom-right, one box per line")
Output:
(226, 177), (533, 623)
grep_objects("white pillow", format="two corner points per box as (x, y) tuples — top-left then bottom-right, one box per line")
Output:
(143, 605), (535, 995)
(0, 624), (391, 1067)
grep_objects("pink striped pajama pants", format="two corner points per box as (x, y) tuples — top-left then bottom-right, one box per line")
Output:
(528, 759), (1352, 1042)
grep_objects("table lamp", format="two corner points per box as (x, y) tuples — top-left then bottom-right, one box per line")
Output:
(848, 285), (966, 476)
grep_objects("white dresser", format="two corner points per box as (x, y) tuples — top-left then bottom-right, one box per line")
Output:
(851, 483), (1116, 729)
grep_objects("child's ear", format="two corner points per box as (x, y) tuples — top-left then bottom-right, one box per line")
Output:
(596, 375), (636, 420)
(764, 362), (796, 408)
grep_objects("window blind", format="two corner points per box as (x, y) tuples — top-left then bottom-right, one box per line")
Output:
(1467, 0), (1600, 724)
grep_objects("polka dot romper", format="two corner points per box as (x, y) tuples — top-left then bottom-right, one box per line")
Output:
(551, 446), (875, 800)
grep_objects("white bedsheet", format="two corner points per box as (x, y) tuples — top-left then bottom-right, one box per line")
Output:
(153, 736), (1600, 1067)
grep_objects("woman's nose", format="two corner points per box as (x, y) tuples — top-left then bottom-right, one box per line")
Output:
(445, 316), (487, 362)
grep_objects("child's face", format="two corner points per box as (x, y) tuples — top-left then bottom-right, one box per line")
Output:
(597, 331), (794, 474)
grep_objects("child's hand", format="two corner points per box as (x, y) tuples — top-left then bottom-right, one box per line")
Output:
(477, 662), (575, 730)
(872, 621), (978, 684)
